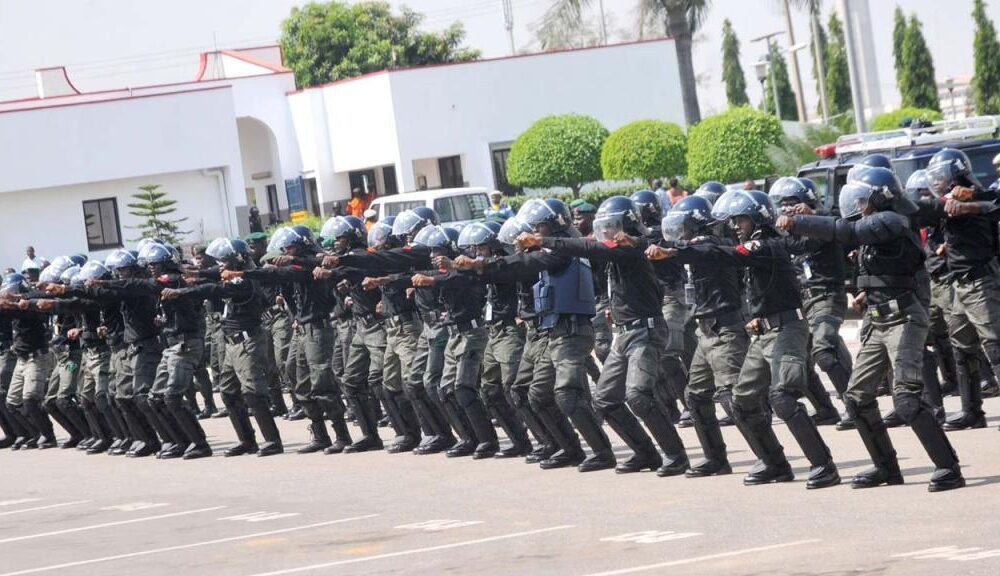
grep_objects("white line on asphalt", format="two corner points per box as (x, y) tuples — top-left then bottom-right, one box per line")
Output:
(0, 514), (379, 576)
(0, 499), (42, 507)
(580, 539), (823, 576)
(0, 501), (92, 518)
(0, 506), (227, 545)
(245, 524), (576, 576)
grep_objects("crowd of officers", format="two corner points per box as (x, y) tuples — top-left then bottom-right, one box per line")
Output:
(4, 146), (1000, 493)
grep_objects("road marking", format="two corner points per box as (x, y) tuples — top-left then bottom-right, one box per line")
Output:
(100, 502), (170, 512)
(601, 530), (701, 544)
(0, 499), (42, 507)
(580, 539), (823, 576)
(394, 519), (483, 531)
(0, 501), (92, 518)
(894, 546), (1000, 562)
(0, 506), (226, 545)
(0, 515), (378, 576)
(245, 524), (575, 576)
(220, 512), (301, 523)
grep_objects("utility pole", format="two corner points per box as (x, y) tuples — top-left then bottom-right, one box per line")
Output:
(597, 0), (608, 45)
(811, 14), (830, 124)
(781, 0), (808, 122)
(502, 0), (515, 56)
(840, 0), (867, 132)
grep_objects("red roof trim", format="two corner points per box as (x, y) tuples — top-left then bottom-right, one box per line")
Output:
(220, 49), (291, 73)
(0, 85), (231, 115)
(285, 37), (673, 95)
(195, 52), (208, 81)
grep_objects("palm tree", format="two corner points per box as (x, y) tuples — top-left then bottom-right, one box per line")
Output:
(540, 0), (711, 125)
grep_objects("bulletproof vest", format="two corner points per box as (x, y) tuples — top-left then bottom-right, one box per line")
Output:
(533, 255), (596, 329)
(857, 232), (924, 302)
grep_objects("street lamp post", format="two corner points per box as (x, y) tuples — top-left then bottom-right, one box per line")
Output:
(945, 77), (956, 120)
(751, 31), (786, 121)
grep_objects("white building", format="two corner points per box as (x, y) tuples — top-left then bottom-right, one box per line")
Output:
(0, 39), (683, 267)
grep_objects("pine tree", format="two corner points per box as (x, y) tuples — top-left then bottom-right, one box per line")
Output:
(972, 0), (1000, 115)
(764, 42), (799, 121)
(901, 14), (941, 111)
(892, 6), (907, 94)
(127, 184), (189, 244)
(721, 19), (749, 107)
(826, 11), (854, 129)
(809, 14), (828, 117)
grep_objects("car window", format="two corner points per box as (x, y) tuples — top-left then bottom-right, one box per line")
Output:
(968, 146), (1000, 188)
(382, 200), (424, 217)
(434, 198), (455, 222)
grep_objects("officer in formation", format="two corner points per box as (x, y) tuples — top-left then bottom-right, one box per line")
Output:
(2, 152), (994, 493)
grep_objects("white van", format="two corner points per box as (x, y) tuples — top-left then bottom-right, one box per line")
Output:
(368, 187), (492, 228)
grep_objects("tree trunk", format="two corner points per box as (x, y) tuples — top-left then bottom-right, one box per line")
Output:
(571, 184), (581, 199)
(665, 5), (701, 126)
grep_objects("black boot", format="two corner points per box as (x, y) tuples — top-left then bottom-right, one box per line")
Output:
(44, 401), (76, 448)
(563, 402), (615, 473)
(733, 406), (794, 485)
(224, 399), (258, 457)
(909, 404), (965, 492)
(944, 355), (986, 430)
(344, 395), (384, 453)
(454, 388), (498, 459)
(782, 406), (840, 489)
(5, 403), (34, 450)
(119, 399), (157, 457)
(170, 401), (212, 460)
(56, 398), (90, 449)
(384, 390), (421, 454)
(602, 406), (660, 474)
(317, 397), (351, 454)
(443, 395), (476, 457)
(0, 401), (17, 449)
(716, 390), (736, 427)
(246, 394), (282, 456)
(535, 404), (585, 469)
(850, 401), (903, 489)
(411, 393), (453, 455)
(81, 402), (110, 454)
(490, 402), (532, 458)
(25, 399), (57, 448)
(805, 369), (840, 426)
(299, 420), (332, 454)
(644, 410), (689, 477)
(882, 409), (905, 428)
(685, 398), (731, 478)
(269, 386), (289, 417)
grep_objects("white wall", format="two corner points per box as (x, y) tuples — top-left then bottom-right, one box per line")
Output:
(324, 73), (400, 174)
(237, 116), (281, 214)
(0, 170), (229, 269)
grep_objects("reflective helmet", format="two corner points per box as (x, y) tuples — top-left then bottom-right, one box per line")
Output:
(768, 176), (818, 209)
(694, 181), (726, 205)
(519, 198), (570, 232)
(925, 148), (980, 196)
(839, 166), (914, 219)
(77, 261), (110, 284)
(392, 208), (439, 239)
(799, 178), (819, 199)
(497, 217), (533, 246)
(710, 189), (747, 221)
(442, 227), (460, 247)
(342, 216), (367, 240)
(0, 273), (29, 296)
(59, 265), (81, 285)
(205, 237), (250, 264)
(662, 195), (715, 241)
(320, 216), (364, 245)
(367, 216), (396, 250)
(68, 254), (88, 267)
(135, 237), (165, 254)
(629, 190), (662, 227)
(105, 249), (138, 271)
(412, 225), (456, 252)
(711, 190), (774, 228)
(904, 169), (931, 202)
(860, 153), (893, 170)
(457, 222), (500, 248)
(39, 256), (75, 283)
(137, 242), (175, 267)
(267, 226), (314, 253)
(593, 196), (646, 242)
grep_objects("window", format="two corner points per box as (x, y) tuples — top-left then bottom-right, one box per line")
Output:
(82, 198), (122, 251)
(349, 169), (378, 196)
(434, 193), (489, 223)
(382, 166), (399, 196)
(382, 200), (425, 217)
(437, 156), (463, 188)
(266, 184), (281, 225)
(490, 146), (521, 195)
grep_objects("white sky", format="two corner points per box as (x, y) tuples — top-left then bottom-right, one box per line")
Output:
(0, 0), (996, 116)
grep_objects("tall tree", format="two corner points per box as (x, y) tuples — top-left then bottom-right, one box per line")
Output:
(721, 19), (749, 107)
(972, 0), (1000, 115)
(764, 42), (799, 121)
(825, 11), (853, 128)
(900, 14), (941, 111)
(280, 1), (480, 88)
(127, 185), (189, 244)
(892, 6), (907, 93)
(808, 14), (828, 117)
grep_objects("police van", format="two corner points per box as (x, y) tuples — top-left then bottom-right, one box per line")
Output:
(368, 187), (491, 229)
(796, 116), (1000, 214)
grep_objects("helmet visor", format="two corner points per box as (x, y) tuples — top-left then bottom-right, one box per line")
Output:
(498, 217), (532, 245)
(266, 228), (300, 253)
(518, 200), (557, 229)
(846, 164), (875, 184)
(710, 190), (751, 221)
(457, 223), (493, 248)
(77, 261), (109, 284)
(592, 214), (624, 242)
(205, 238), (238, 261)
(925, 162), (956, 197)
(391, 211), (424, 237)
(662, 212), (695, 241)
(367, 223), (392, 249)
(838, 183), (873, 219)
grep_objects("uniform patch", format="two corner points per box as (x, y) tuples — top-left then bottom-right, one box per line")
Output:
(601, 240), (618, 248)
(736, 241), (762, 255)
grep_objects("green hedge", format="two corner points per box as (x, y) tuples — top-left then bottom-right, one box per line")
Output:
(507, 114), (609, 194)
(686, 106), (783, 185)
(871, 107), (944, 131)
(601, 120), (687, 182)
(505, 183), (651, 213)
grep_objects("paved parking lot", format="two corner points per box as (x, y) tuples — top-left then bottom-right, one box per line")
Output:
(2, 387), (1000, 576)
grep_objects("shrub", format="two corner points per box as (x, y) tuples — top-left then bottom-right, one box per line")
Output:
(600, 120), (687, 184)
(686, 106), (784, 185)
(871, 107), (943, 131)
(507, 114), (609, 197)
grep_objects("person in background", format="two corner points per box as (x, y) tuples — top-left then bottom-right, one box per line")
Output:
(248, 206), (264, 234)
(651, 179), (665, 194)
(348, 188), (369, 218)
(743, 180), (757, 191)
(667, 178), (686, 205)
(364, 209), (379, 233)
(331, 201), (344, 217)
(485, 191), (515, 220)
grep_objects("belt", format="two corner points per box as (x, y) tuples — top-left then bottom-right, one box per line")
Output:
(356, 314), (381, 328)
(697, 309), (744, 335)
(801, 284), (841, 300)
(868, 292), (919, 321)
(952, 260), (999, 284)
(613, 317), (659, 334)
(225, 327), (261, 345)
(752, 309), (804, 334)
(856, 275), (914, 290)
(451, 318), (484, 333)
(17, 348), (49, 360)
(386, 311), (416, 328)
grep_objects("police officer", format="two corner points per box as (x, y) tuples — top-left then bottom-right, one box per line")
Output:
(0, 300), (19, 448)
(656, 190), (840, 488)
(246, 232), (290, 418)
(523, 196), (690, 476)
(164, 238), (283, 457)
(571, 200), (611, 383)
(232, 226), (352, 454)
(650, 195), (746, 477)
(779, 166), (964, 491)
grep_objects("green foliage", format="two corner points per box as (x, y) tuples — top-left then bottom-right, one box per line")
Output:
(505, 182), (650, 213)
(686, 106), (784, 185)
(972, 0), (1000, 115)
(809, 14), (828, 117)
(280, 1), (480, 88)
(768, 124), (842, 177)
(900, 14), (941, 111)
(600, 120), (687, 184)
(265, 214), (324, 236)
(825, 12), (853, 122)
(871, 107), (944, 131)
(507, 114), (609, 198)
(721, 19), (749, 107)
(763, 43), (799, 121)
(127, 184), (189, 244)
(892, 7), (907, 91)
